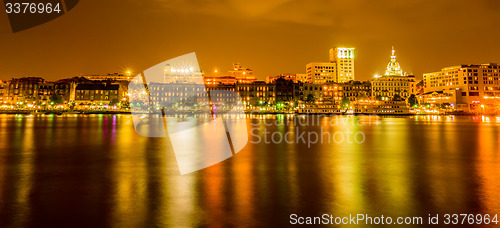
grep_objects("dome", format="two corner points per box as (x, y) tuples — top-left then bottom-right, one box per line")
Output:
(384, 47), (404, 76)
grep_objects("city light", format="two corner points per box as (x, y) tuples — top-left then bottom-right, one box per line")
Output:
(1, 49), (499, 116)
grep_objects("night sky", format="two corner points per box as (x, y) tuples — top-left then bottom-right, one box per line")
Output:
(1, 0), (500, 81)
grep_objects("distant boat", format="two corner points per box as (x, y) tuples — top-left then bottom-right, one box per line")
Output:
(297, 103), (345, 114)
(355, 101), (411, 115)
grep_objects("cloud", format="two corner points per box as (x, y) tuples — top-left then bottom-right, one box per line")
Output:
(131, 0), (500, 30)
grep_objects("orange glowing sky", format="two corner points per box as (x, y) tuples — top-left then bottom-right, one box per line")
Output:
(1, 0), (500, 81)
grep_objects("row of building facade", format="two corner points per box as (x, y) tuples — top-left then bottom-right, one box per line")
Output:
(422, 63), (500, 112)
(1, 47), (498, 113)
(0, 74), (129, 108)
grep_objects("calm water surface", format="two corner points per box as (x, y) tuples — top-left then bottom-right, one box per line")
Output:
(0, 114), (499, 227)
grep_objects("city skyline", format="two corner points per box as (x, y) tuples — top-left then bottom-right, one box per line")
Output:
(2, 1), (500, 227)
(0, 46), (498, 83)
(1, 0), (500, 81)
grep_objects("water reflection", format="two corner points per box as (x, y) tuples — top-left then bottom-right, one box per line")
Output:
(0, 115), (498, 227)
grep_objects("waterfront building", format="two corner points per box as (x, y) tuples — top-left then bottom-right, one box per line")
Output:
(329, 47), (355, 83)
(53, 82), (72, 105)
(37, 82), (72, 106)
(236, 81), (275, 105)
(206, 83), (238, 104)
(37, 83), (55, 105)
(74, 84), (121, 105)
(55, 77), (94, 103)
(321, 83), (343, 103)
(0, 81), (8, 105)
(371, 48), (416, 101)
(423, 63), (500, 112)
(147, 83), (209, 109)
(147, 81), (261, 111)
(275, 78), (302, 103)
(7, 77), (44, 105)
(340, 81), (371, 102)
(306, 62), (337, 84)
(297, 82), (343, 113)
(419, 89), (467, 111)
(302, 83), (325, 101)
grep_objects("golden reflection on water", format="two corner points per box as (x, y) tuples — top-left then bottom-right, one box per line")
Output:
(0, 114), (499, 227)
(476, 121), (500, 213)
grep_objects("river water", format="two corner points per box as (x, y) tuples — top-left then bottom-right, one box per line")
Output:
(0, 114), (499, 227)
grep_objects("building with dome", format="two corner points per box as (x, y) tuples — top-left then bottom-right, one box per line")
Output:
(371, 47), (416, 101)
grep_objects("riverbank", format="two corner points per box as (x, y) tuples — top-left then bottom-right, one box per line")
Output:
(0, 110), (132, 115)
(0, 110), (490, 116)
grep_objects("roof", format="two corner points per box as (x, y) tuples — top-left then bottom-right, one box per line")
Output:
(423, 91), (444, 95)
(76, 84), (119, 90)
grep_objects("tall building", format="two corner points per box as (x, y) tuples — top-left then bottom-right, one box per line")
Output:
(306, 62), (336, 84)
(371, 48), (416, 100)
(329, 47), (355, 83)
(423, 63), (500, 112)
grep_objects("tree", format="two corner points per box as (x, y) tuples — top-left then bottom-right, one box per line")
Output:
(50, 93), (63, 105)
(121, 101), (130, 109)
(109, 99), (120, 106)
(341, 96), (351, 108)
(392, 94), (402, 101)
(183, 99), (196, 108)
(375, 95), (383, 101)
(306, 94), (315, 102)
(249, 97), (261, 106)
(408, 94), (418, 107)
